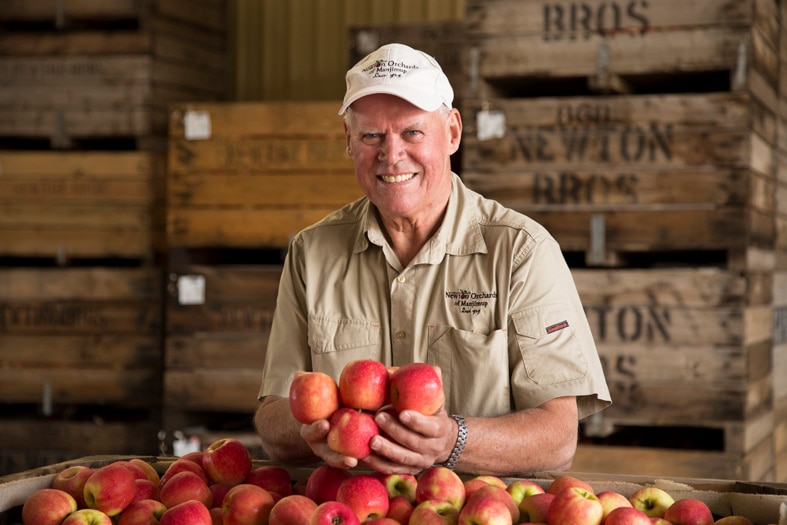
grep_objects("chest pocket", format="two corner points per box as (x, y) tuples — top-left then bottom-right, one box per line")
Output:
(427, 326), (510, 417)
(308, 315), (382, 378)
(512, 304), (588, 385)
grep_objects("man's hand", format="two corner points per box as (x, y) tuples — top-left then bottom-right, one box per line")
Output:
(299, 418), (359, 469)
(362, 407), (457, 475)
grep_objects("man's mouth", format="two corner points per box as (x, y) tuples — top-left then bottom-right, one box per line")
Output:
(380, 173), (416, 183)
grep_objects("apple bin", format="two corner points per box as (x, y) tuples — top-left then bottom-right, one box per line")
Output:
(0, 456), (786, 525)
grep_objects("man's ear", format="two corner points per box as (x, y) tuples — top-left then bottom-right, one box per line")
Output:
(448, 109), (463, 155)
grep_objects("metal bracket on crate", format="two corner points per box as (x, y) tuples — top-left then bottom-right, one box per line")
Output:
(588, 214), (606, 266)
(732, 41), (748, 91)
(589, 41), (631, 95)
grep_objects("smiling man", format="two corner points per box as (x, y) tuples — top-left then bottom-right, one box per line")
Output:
(254, 43), (611, 477)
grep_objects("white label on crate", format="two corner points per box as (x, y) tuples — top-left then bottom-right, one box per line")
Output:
(177, 274), (206, 305)
(183, 110), (212, 140)
(476, 110), (506, 141)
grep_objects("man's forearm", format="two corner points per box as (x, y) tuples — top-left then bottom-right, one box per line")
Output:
(255, 396), (318, 463)
(455, 397), (578, 476)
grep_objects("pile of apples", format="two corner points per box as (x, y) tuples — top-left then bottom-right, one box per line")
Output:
(289, 359), (445, 459)
(20, 451), (770, 525)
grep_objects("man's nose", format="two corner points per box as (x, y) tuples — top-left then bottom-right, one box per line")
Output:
(378, 136), (405, 163)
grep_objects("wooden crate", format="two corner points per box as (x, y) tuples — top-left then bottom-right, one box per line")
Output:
(573, 267), (777, 481)
(0, 0), (227, 148)
(0, 150), (164, 262)
(164, 264), (281, 415)
(464, 0), (779, 101)
(0, 267), (163, 409)
(461, 91), (776, 268)
(167, 101), (361, 250)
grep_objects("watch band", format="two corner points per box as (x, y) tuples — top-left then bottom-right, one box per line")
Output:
(440, 415), (467, 471)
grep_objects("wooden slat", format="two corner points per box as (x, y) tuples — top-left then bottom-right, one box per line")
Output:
(164, 369), (260, 412)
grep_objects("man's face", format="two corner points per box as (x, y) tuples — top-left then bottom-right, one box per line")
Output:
(344, 94), (462, 223)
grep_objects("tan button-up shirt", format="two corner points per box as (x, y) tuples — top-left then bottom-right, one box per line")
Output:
(259, 174), (611, 419)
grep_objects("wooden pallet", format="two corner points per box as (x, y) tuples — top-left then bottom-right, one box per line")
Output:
(464, 0), (778, 101)
(0, 150), (164, 262)
(0, 0), (227, 149)
(461, 91), (776, 268)
(167, 101), (362, 250)
(163, 264), (281, 415)
(0, 267), (163, 409)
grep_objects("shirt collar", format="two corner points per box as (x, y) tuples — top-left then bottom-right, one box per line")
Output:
(354, 173), (488, 262)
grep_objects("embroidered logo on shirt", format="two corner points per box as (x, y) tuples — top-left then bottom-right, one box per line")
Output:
(445, 289), (497, 316)
(546, 320), (569, 334)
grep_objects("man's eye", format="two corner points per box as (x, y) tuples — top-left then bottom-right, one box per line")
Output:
(362, 133), (381, 143)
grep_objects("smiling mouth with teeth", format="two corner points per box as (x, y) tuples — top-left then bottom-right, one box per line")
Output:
(380, 173), (416, 183)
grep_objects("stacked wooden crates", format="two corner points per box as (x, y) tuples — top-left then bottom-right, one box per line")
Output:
(460, 0), (783, 481)
(0, 0), (227, 474)
(164, 101), (361, 444)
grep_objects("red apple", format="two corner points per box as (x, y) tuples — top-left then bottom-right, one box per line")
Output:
(305, 464), (353, 504)
(126, 459), (161, 484)
(386, 495), (415, 524)
(339, 359), (389, 411)
(605, 507), (653, 525)
(547, 487), (603, 525)
(389, 362), (444, 415)
(159, 500), (212, 525)
(269, 494), (318, 525)
(458, 492), (513, 525)
(209, 483), (234, 508)
(289, 371), (340, 424)
(52, 465), (94, 508)
(222, 483), (275, 525)
(651, 519), (672, 525)
(159, 470), (213, 509)
(203, 437), (253, 486)
(336, 474), (389, 522)
(246, 465), (293, 498)
(409, 499), (461, 524)
(180, 451), (205, 468)
(377, 472), (418, 503)
(547, 475), (594, 496)
(131, 478), (160, 503)
(160, 457), (209, 487)
(464, 475), (507, 500)
(22, 488), (78, 525)
(597, 491), (633, 520)
(210, 507), (223, 525)
(415, 466), (466, 509)
(327, 407), (379, 459)
(83, 462), (138, 516)
(714, 517), (754, 525)
(465, 485), (518, 524)
(117, 499), (167, 525)
(629, 487), (675, 518)
(518, 492), (554, 524)
(61, 508), (113, 525)
(366, 519), (401, 525)
(663, 498), (714, 525)
(506, 479), (545, 508)
(310, 501), (361, 525)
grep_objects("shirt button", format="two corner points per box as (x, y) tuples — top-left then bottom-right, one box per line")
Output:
(397, 275), (406, 283)
(395, 331), (406, 340)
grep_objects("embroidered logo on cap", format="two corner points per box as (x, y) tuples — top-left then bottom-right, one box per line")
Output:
(546, 320), (569, 334)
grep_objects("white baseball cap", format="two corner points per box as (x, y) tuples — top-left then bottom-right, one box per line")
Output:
(338, 43), (454, 115)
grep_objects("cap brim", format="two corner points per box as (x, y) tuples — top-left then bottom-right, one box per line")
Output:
(338, 85), (445, 115)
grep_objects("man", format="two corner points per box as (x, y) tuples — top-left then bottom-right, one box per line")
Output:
(254, 43), (611, 476)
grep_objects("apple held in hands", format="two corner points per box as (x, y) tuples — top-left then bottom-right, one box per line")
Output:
(389, 362), (445, 415)
(339, 359), (389, 411)
(327, 407), (379, 459)
(203, 437), (253, 486)
(22, 488), (78, 525)
(289, 371), (340, 424)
